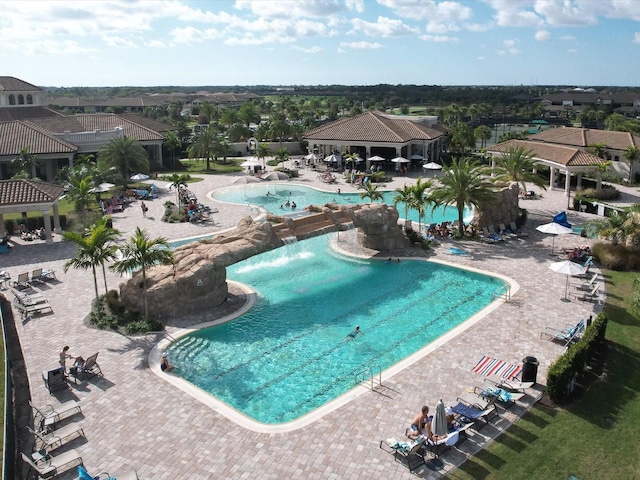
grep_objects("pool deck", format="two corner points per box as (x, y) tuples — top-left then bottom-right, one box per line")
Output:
(3, 164), (636, 479)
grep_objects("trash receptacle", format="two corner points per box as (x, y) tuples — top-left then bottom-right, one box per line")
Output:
(106, 218), (113, 229)
(522, 356), (539, 384)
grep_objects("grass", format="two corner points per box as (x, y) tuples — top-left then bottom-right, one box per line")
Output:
(448, 269), (640, 480)
(178, 159), (244, 174)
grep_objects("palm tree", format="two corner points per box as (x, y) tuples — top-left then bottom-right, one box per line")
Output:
(256, 143), (272, 168)
(490, 145), (547, 192)
(110, 227), (174, 321)
(588, 142), (609, 160)
(584, 203), (640, 246)
(274, 147), (290, 167)
(474, 125), (493, 150)
(164, 131), (182, 169)
(98, 137), (149, 189)
(409, 177), (433, 233)
(65, 169), (95, 212)
(624, 146), (640, 182)
(188, 127), (217, 170)
(429, 157), (497, 237)
(393, 183), (414, 225)
(63, 217), (120, 307)
(12, 146), (37, 178)
(359, 181), (384, 203)
(167, 173), (190, 205)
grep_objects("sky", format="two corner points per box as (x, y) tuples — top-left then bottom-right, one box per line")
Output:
(2, 0), (640, 88)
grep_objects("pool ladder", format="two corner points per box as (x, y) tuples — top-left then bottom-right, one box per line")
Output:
(355, 364), (382, 390)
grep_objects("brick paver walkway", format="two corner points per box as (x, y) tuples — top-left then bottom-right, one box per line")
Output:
(3, 164), (634, 479)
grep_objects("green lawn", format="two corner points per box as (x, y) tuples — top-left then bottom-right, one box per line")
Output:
(449, 270), (640, 480)
(178, 159), (243, 174)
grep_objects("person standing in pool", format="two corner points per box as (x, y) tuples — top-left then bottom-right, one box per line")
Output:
(347, 325), (362, 338)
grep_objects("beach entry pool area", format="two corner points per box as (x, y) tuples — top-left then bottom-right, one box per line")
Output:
(166, 235), (508, 427)
(212, 183), (473, 225)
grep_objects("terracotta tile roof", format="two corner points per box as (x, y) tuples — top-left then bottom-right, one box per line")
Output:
(117, 114), (178, 134)
(0, 106), (63, 122)
(304, 111), (446, 143)
(0, 121), (77, 156)
(530, 127), (640, 150)
(0, 77), (41, 92)
(0, 179), (65, 206)
(488, 139), (606, 167)
(26, 114), (164, 142)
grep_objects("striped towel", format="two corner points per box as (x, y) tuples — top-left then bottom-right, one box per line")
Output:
(472, 356), (522, 380)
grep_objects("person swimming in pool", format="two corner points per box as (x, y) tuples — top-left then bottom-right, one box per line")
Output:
(347, 325), (362, 338)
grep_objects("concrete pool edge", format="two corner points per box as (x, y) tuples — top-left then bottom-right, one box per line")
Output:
(150, 243), (520, 434)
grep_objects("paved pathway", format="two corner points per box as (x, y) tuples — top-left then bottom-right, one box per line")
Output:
(3, 164), (636, 479)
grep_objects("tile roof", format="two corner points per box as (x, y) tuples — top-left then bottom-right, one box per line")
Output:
(0, 106), (63, 122)
(530, 127), (640, 150)
(117, 113), (178, 134)
(488, 139), (606, 167)
(0, 76), (41, 92)
(304, 111), (446, 143)
(0, 121), (77, 156)
(0, 179), (65, 206)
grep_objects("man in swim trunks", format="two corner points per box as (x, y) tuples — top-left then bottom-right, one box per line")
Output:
(407, 405), (429, 439)
(347, 325), (362, 338)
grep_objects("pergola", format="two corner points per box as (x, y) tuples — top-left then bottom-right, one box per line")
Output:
(487, 139), (607, 209)
(0, 179), (65, 243)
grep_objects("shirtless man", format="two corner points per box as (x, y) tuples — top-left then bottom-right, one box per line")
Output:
(407, 405), (429, 439)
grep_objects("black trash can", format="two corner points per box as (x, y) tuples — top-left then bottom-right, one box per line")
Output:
(106, 217), (113, 229)
(522, 356), (539, 384)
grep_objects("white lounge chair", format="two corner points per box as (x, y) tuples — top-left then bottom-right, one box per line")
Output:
(21, 449), (83, 478)
(27, 421), (85, 452)
(30, 399), (82, 425)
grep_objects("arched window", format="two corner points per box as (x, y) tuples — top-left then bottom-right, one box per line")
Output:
(26, 94), (33, 104)
(18, 94), (25, 105)
(8, 95), (15, 105)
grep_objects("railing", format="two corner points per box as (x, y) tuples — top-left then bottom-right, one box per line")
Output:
(354, 364), (382, 391)
(0, 297), (15, 480)
(491, 285), (511, 302)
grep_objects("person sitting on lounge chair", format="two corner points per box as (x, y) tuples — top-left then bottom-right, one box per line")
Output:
(407, 405), (429, 439)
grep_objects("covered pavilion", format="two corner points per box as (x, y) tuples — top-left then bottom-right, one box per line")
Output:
(0, 179), (65, 242)
(303, 111), (447, 171)
(488, 139), (608, 209)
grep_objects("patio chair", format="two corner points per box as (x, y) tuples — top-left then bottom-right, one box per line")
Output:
(12, 272), (30, 289)
(78, 465), (139, 480)
(452, 396), (499, 430)
(70, 352), (102, 380)
(31, 267), (56, 283)
(11, 288), (53, 319)
(510, 221), (529, 238)
(541, 318), (585, 346)
(379, 436), (425, 472)
(576, 284), (600, 303)
(21, 449), (83, 479)
(574, 272), (598, 291)
(42, 368), (69, 395)
(30, 399), (82, 426)
(27, 421), (85, 452)
(497, 224), (517, 239)
(472, 385), (525, 408)
(483, 375), (534, 393)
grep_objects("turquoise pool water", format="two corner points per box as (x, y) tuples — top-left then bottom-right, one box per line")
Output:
(168, 235), (506, 424)
(212, 183), (473, 225)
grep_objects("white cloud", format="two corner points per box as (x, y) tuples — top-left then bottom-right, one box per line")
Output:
(345, 0), (364, 13)
(378, 0), (471, 32)
(503, 39), (518, 48)
(535, 30), (552, 41)
(145, 40), (167, 48)
(292, 45), (323, 54)
(485, 0), (543, 27)
(339, 41), (383, 49)
(420, 34), (460, 42)
(465, 22), (493, 32)
(560, 35), (576, 41)
(351, 16), (418, 37)
(533, 0), (597, 26)
(634, 32), (640, 44)
(234, 0), (345, 18)
(497, 38), (521, 56)
(567, 48), (578, 53)
(104, 36), (138, 48)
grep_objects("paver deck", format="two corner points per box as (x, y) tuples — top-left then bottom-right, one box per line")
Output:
(3, 164), (633, 479)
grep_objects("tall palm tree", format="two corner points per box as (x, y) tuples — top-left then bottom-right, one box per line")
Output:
(429, 157), (497, 237)
(584, 203), (640, 246)
(490, 145), (547, 192)
(409, 177), (433, 233)
(256, 143), (272, 168)
(164, 131), (182, 169)
(474, 125), (493, 150)
(274, 147), (290, 167)
(393, 183), (413, 225)
(63, 217), (120, 306)
(110, 227), (174, 321)
(98, 137), (149, 189)
(188, 127), (217, 170)
(167, 173), (190, 205)
(588, 142), (609, 160)
(624, 145), (640, 181)
(65, 169), (95, 212)
(12, 146), (37, 178)
(359, 182), (384, 203)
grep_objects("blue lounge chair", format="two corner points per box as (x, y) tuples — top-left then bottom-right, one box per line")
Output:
(541, 318), (585, 346)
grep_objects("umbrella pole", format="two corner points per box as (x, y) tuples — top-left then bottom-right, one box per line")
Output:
(564, 274), (570, 301)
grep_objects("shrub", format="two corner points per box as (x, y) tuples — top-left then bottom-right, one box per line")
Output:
(546, 313), (608, 403)
(124, 318), (163, 335)
(104, 290), (126, 316)
(576, 185), (620, 201)
(591, 242), (640, 271)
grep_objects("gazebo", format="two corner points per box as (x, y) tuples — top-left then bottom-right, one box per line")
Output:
(0, 179), (65, 243)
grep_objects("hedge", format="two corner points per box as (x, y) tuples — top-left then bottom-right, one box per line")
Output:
(546, 312), (608, 403)
(4, 215), (68, 235)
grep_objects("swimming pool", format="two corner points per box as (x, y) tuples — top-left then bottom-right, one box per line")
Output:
(211, 183), (474, 225)
(166, 235), (507, 426)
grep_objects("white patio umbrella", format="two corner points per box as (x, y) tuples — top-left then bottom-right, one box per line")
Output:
(426, 399), (448, 470)
(390, 156), (410, 163)
(240, 158), (262, 168)
(422, 162), (443, 170)
(549, 260), (586, 301)
(232, 175), (261, 196)
(304, 153), (319, 161)
(536, 222), (573, 254)
(368, 155), (385, 162)
(324, 154), (340, 164)
(262, 171), (289, 181)
(410, 153), (424, 160)
(90, 182), (116, 193)
(130, 173), (150, 181)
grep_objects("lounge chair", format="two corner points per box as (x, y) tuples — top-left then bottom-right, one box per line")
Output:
(509, 222), (529, 238)
(12, 272), (30, 289)
(498, 223), (517, 239)
(458, 391), (498, 411)
(31, 268), (56, 283)
(541, 318), (585, 346)
(483, 375), (534, 393)
(452, 396), (499, 430)
(379, 436), (425, 472)
(11, 288), (52, 319)
(30, 399), (82, 426)
(574, 272), (598, 291)
(70, 352), (102, 380)
(78, 465), (139, 480)
(472, 385), (525, 408)
(42, 368), (68, 395)
(21, 449), (83, 479)
(572, 262), (592, 279)
(423, 422), (475, 460)
(576, 284), (600, 303)
(27, 421), (85, 452)
(480, 227), (501, 244)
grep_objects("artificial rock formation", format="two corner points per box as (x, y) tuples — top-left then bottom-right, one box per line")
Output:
(473, 182), (520, 229)
(119, 203), (409, 319)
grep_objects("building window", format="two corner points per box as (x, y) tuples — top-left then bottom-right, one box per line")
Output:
(9, 94), (16, 105)
(26, 94), (33, 104)
(614, 156), (619, 162)
(18, 94), (25, 105)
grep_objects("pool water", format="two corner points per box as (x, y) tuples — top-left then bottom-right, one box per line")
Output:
(168, 235), (506, 424)
(212, 183), (473, 226)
